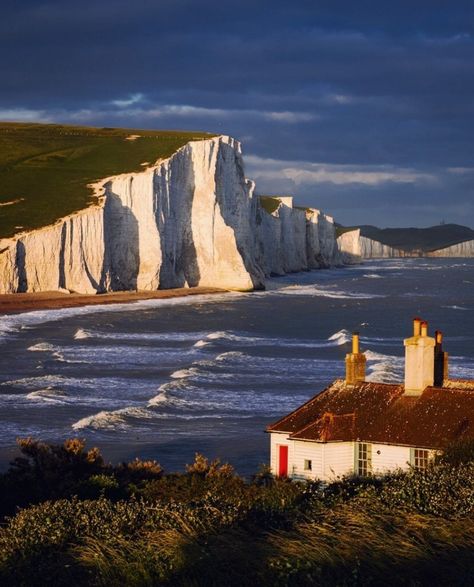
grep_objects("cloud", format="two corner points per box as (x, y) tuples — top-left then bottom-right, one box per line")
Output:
(246, 155), (437, 187)
(263, 111), (317, 122)
(112, 93), (144, 108)
(0, 108), (52, 122)
(23, 102), (317, 126)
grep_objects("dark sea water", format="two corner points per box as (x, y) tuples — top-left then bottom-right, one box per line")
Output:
(0, 258), (473, 475)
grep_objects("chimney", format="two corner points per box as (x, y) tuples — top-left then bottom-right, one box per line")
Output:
(345, 332), (366, 385)
(403, 318), (435, 396)
(434, 330), (449, 387)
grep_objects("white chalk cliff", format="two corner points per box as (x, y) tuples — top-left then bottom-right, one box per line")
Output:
(337, 229), (403, 262)
(256, 197), (342, 275)
(426, 240), (474, 257)
(0, 136), (342, 294)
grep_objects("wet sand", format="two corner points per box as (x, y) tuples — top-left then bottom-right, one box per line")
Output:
(0, 287), (228, 315)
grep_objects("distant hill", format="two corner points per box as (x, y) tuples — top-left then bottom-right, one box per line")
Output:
(337, 223), (474, 252)
(0, 122), (212, 239)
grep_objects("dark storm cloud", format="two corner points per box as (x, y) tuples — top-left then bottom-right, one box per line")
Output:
(1, 0), (474, 226)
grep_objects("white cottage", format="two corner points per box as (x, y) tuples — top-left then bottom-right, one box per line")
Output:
(267, 318), (474, 481)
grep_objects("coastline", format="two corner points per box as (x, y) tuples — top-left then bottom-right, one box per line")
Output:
(0, 287), (228, 315)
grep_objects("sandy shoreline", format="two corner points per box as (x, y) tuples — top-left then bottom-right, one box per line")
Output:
(0, 287), (228, 315)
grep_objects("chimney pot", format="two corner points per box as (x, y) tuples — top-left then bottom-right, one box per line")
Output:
(345, 332), (366, 385)
(413, 317), (422, 336)
(352, 332), (360, 354)
(404, 319), (435, 395)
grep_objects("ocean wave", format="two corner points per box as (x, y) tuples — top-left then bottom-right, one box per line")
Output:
(365, 350), (404, 383)
(74, 328), (92, 339)
(27, 342), (58, 352)
(362, 273), (383, 279)
(199, 329), (354, 349)
(26, 388), (69, 404)
(1, 374), (69, 389)
(170, 367), (199, 379)
(194, 339), (210, 348)
(327, 329), (352, 345)
(274, 284), (384, 299)
(442, 305), (470, 311)
(0, 291), (242, 345)
(72, 406), (153, 430)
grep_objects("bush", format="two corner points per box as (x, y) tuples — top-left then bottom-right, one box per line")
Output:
(1, 440), (474, 585)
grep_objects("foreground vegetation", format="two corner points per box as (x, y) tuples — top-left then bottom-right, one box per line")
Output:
(0, 122), (213, 238)
(0, 439), (473, 586)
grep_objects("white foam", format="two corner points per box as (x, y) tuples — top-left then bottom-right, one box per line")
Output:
(72, 406), (152, 430)
(74, 328), (92, 339)
(147, 391), (168, 407)
(275, 284), (384, 299)
(328, 329), (352, 345)
(0, 291), (242, 344)
(26, 388), (69, 404)
(363, 273), (383, 279)
(170, 367), (198, 379)
(27, 342), (57, 352)
(365, 350), (404, 383)
(442, 305), (470, 311)
(194, 339), (210, 348)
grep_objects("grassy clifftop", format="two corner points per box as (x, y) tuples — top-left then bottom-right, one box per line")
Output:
(0, 122), (213, 239)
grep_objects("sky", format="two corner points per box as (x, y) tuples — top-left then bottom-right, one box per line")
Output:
(1, 0), (474, 227)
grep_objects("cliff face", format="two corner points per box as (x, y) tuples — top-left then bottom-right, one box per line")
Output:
(256, 198), (342, 276)
(426, 240), (474, 257)
(337, 230), (403, 262)
(0, 136), (342, 294)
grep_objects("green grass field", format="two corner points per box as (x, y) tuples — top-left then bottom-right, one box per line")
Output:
(0, 122), (213, 239)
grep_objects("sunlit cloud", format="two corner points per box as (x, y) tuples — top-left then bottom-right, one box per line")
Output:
(19, 102), (317, 126)
(246, 155), (437, 187)
(0, 108), (52, 122)
(112, 93), (145, 108)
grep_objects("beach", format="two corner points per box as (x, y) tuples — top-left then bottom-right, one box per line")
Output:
(0, 287), (228, 315)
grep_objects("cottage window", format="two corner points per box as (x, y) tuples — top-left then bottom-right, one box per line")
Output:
(304, 459), (312, 471)
(356, 442), (372, 476)
(413, 448), (430, 469)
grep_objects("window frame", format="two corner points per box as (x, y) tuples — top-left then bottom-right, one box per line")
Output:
(411, 448), (430, 470)
(355, 442), (372, 476)
(304, 459), (312, 471)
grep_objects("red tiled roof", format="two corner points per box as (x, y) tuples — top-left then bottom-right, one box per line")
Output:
(267, 379), (474, 449)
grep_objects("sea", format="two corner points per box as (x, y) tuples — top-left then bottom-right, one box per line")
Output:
(0, 258), (473, 475)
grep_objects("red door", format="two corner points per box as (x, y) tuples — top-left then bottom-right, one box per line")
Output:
(278, 445), (288, 477)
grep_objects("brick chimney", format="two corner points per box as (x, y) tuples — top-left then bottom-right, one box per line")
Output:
(434, 330), (449, 387)
(403, 318), (435, 396)
(345, 332), (366, 385)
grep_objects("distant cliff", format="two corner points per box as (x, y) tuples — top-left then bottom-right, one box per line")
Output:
(426, 240), (474, 257)
(0, 136), (342, 294)
(337, 229), (403, 262)
(337, 225), (474, 260)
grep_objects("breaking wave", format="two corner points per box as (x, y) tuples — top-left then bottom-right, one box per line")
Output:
(74, 328), (92, 339)
(27, 342), (57, 352)
(365, 350), (404, 383)
(26, 388), (69, 404)
(327, 329), (352, 345)
(72, 406), (153, 430)
(275, 284), (384, 299)
(0, 291), (240, 345)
